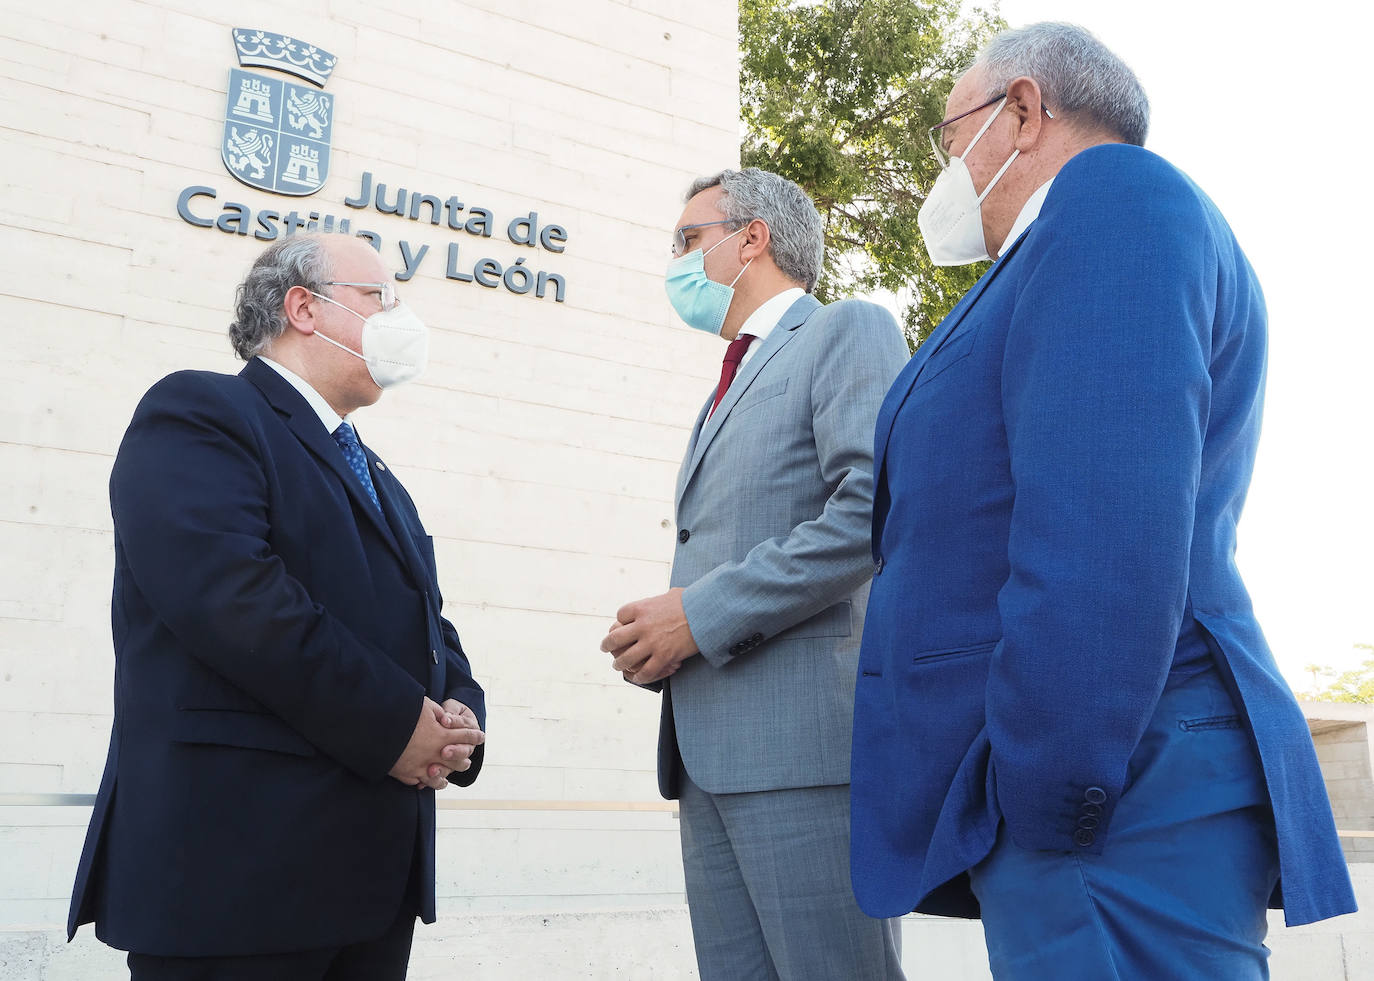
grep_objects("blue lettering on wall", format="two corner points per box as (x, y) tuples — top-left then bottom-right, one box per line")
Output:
(175, 180), (568, 303)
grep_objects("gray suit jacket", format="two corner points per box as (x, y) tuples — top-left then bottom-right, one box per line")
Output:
(656, 293), (909, 798)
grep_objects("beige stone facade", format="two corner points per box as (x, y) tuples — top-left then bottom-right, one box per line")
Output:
(0, 0), (737, 959)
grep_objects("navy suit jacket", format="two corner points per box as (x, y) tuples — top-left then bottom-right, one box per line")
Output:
(850, 145), (1355, 926)
(68, 357), (485, 957)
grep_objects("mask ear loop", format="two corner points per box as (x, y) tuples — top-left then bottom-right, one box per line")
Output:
(309, 290), (368, 325)
(307, 291), (370, 362)
(976, 149), (1020, 205)
(955, 97), (1019, 206)
(702, 223), (757, 289)
(958, 96), (1008, 162)
(729, 258), (754, 288)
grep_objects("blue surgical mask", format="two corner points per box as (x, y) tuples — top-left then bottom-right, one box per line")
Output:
(665, 227), (753, 335)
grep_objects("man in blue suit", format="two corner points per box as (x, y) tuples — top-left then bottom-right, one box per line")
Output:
(68, 234), (486, 980)
(850, 22), (1356, 979)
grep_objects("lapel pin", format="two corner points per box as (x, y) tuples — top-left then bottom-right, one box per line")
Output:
(375, 461), (386, 471)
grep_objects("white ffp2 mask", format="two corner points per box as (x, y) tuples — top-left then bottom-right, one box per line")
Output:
(310, 292), (429, 389)
(918, 97), (1020, 266)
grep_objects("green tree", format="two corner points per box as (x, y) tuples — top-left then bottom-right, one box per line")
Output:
(740, 0), (1005, 348)
(1305, 644), (1374, 703)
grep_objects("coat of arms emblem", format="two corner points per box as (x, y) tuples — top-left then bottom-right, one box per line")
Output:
(222, 29), (337, 195)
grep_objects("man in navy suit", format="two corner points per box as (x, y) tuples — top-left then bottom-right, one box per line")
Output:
(68, 234), (486, 980)
(850, 22), (1355, 978)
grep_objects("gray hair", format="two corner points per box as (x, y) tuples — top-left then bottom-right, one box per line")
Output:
(686, 168), (824, 292)
(228, 235), (335, 360)
(972, 22), (1149, 147)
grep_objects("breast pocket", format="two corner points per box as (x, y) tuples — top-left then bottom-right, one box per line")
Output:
(731, 378), (789, 416)
(911, 329), (977, 392)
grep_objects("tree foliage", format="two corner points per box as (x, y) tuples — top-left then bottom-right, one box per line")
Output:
(740, 0), (1005, 348)
(1305, 645), (1374, 704)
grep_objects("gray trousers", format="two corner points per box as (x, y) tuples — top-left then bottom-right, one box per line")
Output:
(678, 768), (905, 981)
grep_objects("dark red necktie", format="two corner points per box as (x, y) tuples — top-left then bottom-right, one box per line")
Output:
(710, 333), (756, 416)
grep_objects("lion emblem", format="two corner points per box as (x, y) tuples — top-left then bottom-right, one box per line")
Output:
(226, 127), (274, 180)
(287, 91), (330, 140)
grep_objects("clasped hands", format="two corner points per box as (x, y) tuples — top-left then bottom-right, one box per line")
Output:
(389, 696), (484, 790)
(600, 587), (699, 685)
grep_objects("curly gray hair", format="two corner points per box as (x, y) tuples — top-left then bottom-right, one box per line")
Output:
(686, 168), (824, 292)
(228, 235), (335, 360)
(972, 22), (1149, 147)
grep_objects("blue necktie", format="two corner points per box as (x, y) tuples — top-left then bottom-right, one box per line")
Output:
(332, 421), (382, 513)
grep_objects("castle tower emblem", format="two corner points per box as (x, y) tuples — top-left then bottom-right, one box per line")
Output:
(221, 29), (337, 195)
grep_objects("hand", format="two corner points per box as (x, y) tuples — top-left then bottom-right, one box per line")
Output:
(600, 588), (699, 685)
(424, 699), (483, 784)
(389, 696), (485, 789)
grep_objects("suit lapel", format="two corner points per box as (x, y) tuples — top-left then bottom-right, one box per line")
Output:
(366, 449), (433, 591)
(679, 293), (820, 499)
(675, 394), (715, 505)
(872, 235), (1028, 485)
(241, 359), (408, 565)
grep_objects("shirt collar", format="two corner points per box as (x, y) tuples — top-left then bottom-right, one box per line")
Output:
(259, 357), (344, 434)
(996, 178), (1055, 258)
(736, 286), (807, 344)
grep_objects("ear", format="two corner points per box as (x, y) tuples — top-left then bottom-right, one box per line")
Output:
(1005, 75), (1047, 152)
(282, 284), (318, 336)
(738, 217), (772, 264)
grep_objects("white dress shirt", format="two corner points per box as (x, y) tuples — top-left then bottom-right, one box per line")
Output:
(736, 286), (806, 372)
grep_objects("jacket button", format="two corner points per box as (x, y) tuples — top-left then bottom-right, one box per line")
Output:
(1084, 786), (1107, 805)
(1078, 816), (1099, 829)
(678, 529), (690, 543)
(751, 632), (763, 642)
(1074, 829), (1095, 847)
(1082, 803), (1102, 817)
(874, 556), (885, 575)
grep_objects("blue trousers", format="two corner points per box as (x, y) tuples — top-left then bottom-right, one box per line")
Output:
(969, 665), (1279, 980)
(678, 768), (905, 981)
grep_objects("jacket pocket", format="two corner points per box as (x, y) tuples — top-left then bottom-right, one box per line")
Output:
(171, 708), (318, 757)
(1178, 714), (1242, 732)
(912, 640), (997, 664)
(911, 330), (976, 391)
(732, 378), (789, 416)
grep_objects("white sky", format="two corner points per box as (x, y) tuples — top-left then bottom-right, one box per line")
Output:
(978, 1), (1374, 686)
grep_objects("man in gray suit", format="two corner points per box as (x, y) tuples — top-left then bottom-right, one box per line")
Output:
(601, 168), (909, 980)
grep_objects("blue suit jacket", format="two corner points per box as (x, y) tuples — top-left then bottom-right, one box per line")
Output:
(68, 357), (485, 956)
(850, 145), (1355, 927)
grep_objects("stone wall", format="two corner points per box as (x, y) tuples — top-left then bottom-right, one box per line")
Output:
(0, 0), (736, 932)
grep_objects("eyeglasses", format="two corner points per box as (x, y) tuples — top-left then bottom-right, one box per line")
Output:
(672, 217), (758, 257)
(927, 94), (1054, 170)
(323, 281), (398, 311)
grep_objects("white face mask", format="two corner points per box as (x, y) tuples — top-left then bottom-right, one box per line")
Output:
(309, 292), (429, 389)
(918, 97), (1020, 266)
